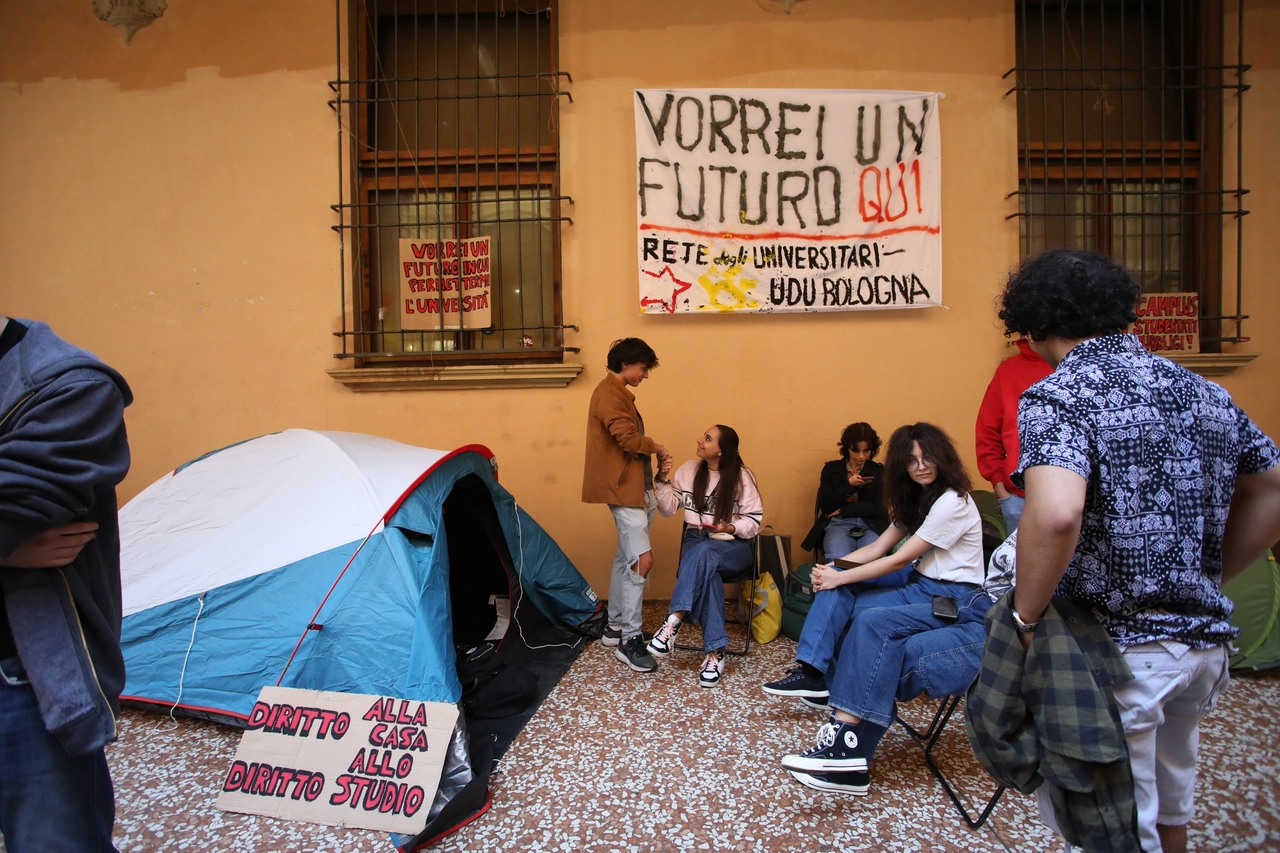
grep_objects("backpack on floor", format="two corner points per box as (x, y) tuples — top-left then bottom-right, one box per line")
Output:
(780, 562), (817, 642)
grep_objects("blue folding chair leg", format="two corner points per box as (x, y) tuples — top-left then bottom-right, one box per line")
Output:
(896, 696), (1007, 830)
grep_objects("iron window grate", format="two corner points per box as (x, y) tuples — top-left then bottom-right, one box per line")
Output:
(1005, 0), (1249, 348)
(330, 0), (577, 363)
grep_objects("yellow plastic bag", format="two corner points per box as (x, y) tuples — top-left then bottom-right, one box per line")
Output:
(742, 566), (783, 644)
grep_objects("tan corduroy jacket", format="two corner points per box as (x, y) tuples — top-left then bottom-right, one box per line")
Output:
(582, 372), (656, 507)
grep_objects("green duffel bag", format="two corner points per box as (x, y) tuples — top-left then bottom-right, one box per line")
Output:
(781, 562), (817, 642)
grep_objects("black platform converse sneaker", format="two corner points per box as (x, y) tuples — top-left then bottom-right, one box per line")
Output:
(780, 720), (869, 773)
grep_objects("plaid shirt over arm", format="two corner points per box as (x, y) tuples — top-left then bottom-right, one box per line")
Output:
(966, 592), (1140, 853)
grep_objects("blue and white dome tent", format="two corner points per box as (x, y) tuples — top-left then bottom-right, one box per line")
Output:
(119, 429), (603, 847)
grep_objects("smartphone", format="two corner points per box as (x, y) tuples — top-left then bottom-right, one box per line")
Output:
(832, 558), (863, 569)
(932, 595), (959, 622)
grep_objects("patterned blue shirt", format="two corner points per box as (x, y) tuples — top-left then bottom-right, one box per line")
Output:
(1014, 334), (1280, 648)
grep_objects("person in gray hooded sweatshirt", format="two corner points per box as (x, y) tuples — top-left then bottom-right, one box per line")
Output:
(0, 314), (131, 852)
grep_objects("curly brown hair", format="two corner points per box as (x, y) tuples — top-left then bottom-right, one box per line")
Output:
(883, 422), (971, 532)
(838, 422), (882, 459)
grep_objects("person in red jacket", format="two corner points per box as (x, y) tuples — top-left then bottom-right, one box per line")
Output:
(974, 338), (1052, 532)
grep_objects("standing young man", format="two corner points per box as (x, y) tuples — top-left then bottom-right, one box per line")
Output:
(999, 251), (1280, 853)
(582, 338), (668, 672)
(0, 314), (133, 851)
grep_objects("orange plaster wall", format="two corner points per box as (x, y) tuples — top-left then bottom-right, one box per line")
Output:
(0, 1), (1274, 599)
(1221, 0), (1280, 439)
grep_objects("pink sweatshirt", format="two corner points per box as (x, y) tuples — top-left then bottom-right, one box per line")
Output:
(655, 459), (763, 538)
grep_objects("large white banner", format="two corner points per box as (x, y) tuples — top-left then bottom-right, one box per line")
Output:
(635, 88), (941, 314)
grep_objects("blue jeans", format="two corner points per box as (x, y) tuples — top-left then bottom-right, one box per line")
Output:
(0, 658), (117, 852)
(670, 528), (753, 653)
(826, 576), (992, 730)
(821, 518), (880, 562)
(898, 620), (988, 702)
(998, 493), (1025, 533)
(794, 564), (914, 672)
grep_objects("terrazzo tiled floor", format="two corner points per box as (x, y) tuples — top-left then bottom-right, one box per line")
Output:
(92, 602), (1280, 851)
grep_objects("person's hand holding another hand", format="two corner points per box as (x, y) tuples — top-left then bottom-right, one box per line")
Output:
(811, 563), (845, 591)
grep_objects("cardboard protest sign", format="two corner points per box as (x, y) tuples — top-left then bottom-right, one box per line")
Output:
(1134, 292), (1199, 353)
(634, 88), (942, 314)
(399, 236), (492, 330)
(217, 686), (459, 834)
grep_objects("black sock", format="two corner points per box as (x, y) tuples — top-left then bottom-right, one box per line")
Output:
(799, 661), (824, 682)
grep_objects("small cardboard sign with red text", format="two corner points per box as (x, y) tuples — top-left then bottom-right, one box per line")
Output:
(399, 236), (492, 330)
(1133, 292), (1199, 353)
(217, 686), (459, 834)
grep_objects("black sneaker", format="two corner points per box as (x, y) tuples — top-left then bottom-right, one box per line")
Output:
(615, 634), (658, 673)
(801, 696), (831, 711)
(789, 769), (870, 796)
(602, 626), (652, 648)
(763, 666), (829, 700)
(780, 721), (869, 773)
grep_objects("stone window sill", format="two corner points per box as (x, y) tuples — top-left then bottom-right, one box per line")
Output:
(328, 362), (584, 391)
(1164, 352), (1259, 377)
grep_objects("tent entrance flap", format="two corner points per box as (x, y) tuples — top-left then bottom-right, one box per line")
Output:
(443, 474), (513, 647)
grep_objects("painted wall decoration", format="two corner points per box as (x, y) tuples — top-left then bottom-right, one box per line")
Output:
(1134, 292), (1200, 353)
(399, 236), (492, 330)
(634, 88), (942, 315)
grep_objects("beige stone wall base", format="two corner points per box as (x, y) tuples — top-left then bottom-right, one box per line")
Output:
(1164, 352), (1260, 377)
(328, 362), (584, 391)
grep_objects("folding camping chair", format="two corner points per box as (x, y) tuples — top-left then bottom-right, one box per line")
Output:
(673, 527), (760, 657)
(890, 509), (1009, 828)
(896, 695), (1007, 829)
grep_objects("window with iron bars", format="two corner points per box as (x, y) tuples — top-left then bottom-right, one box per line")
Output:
(331, 0), (573, 366)
(1007, 0), (1249, 352)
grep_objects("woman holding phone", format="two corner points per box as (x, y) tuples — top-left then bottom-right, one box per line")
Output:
(763, 423), (984, 707)
(646, 425), (763, 688)
(801, 422), (890, 560)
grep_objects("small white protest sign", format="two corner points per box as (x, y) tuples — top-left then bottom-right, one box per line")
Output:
(1133, 292), (1200, 353)
(217, 686), (459, 834)
(399, 235), (493, 330)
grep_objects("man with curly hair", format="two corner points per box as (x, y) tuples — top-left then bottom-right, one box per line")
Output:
(997, 249), (1280, 853)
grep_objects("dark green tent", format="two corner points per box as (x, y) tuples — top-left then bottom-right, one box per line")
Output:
(1223, 550), (1280, 672)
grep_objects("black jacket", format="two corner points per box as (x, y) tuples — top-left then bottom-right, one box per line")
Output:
(801, 459), (888, 551)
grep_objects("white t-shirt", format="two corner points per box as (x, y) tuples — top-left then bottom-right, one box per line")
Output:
(903, 489), (984, 585)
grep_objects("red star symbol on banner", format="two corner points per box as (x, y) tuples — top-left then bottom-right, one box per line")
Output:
(640, 266), (693, 314)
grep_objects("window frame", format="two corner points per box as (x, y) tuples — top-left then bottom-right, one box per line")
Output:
(1006, 0), (1250, 352)
(331, 0), (578, 379)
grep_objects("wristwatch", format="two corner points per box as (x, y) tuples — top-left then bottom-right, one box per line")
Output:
(1010, 608), (1040, 635)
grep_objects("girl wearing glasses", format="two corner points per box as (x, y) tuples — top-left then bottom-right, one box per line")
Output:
(810, 422), (983, 597)
(763, 424), (984, 709)
(770, 422), (989, 795)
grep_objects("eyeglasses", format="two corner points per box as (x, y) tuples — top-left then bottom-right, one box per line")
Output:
(908, 456), (936, 470)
